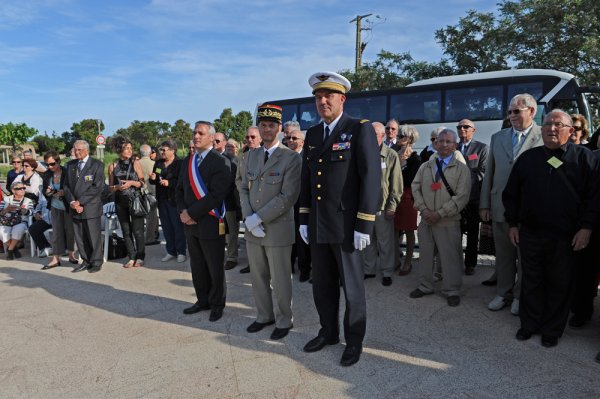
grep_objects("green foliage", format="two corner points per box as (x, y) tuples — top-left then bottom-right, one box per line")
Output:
(32, 131), (66, 154)
(213, 108), (253, 143)
(114, 120), (171, 148)
(61, 119), (104, 153)
(0, 122), (38, 151)
(169, 119), (193, 150)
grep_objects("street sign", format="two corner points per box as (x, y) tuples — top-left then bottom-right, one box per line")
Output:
(96, 135), (106, 145)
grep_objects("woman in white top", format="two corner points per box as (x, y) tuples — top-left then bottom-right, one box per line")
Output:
(13, 158), (43, 205)
(0, 181), (34, 259)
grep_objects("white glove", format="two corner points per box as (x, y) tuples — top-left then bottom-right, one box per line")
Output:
(250, 224), (266, 238)
(353, 231), (370, 251)
(244, 213), (262, 231)
(299, 225), (309, 245)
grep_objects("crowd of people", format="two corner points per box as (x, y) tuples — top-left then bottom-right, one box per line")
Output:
(1, 71), (600, 366)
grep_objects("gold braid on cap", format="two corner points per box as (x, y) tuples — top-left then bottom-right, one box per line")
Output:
(257, 108), (282, 119)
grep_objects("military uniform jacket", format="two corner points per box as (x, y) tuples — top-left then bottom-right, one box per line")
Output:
(237, 144), (301, 247)
(63, 157), (105, 219)
(176, 150), (232, 239)
(299, 112), (381, 245)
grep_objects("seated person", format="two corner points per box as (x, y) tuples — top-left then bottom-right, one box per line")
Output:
(0, 181), (34, 259)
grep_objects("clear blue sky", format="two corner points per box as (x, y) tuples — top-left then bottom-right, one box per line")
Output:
(0, 0), (496, 136)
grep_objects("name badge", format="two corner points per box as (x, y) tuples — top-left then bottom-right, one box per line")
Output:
(84, 175), (93, 182)
(381, 162), (387, 169)
(547, 156), (563, 168)
(431, 182), (442, 191)
(332, 142), (351, 151)
(468, 153), (478, 161)
(155, 168), (162, 173)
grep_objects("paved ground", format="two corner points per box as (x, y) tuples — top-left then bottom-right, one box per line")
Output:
(1, 237), (599, 399)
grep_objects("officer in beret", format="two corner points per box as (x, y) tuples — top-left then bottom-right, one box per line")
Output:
(298, 71), (381, 366)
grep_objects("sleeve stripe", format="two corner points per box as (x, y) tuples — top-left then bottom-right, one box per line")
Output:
(299, 207), (311, 214)
(357, 212), (376, 221)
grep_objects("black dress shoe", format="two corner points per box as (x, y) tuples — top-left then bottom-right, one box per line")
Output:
(246, 320), (275, 333)
(568, 314), (590, 329)
(516, 328), (532, 341)
(465, 266), (475, 275)
(382, 277), (392, 286)
(209, 308), (223, 322)
(409, 288), (431, 298)
(481, 279), (497, 286)
(541, 335), (558, 348)
(340, 345), (363, 367)
(88, 265), (102, 273)
(145, 240), (161, 246)
(270, 325), (292, 340)
(224, 261), (238, 270)
(13, 249), (22, 258)
(364, 274), (376, 280)
(69, 258), (79, 265)
(303, 336), (340, 353)
(299, 272), (311, 282)
(42, 261), (61, 270)
(72, 263), (90, 273)
(239, 265), (251, 274)
(183, 302), (211, 315)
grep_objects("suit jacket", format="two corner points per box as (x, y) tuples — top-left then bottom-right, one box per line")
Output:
(238, 143), (301, 247)
(298, 112), (381, 245)
(223, 153), (240, 212)
(479, 124), (542, 222)
(63, 157), (105, 219)
(460, 140), (489, 203)
(176, 150), (232, 239)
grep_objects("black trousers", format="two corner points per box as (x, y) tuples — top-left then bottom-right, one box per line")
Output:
(519, 230), (575, 337)
(115, 195), (146, 261)
(461, 202), (481, 268)
(291, 226), (311, 275)
(73, 217), (103, 267)
(570, 232), (599, 319)
(28, 220), (52, 250)
(311, 242), (366, 347)
(185, 227), (226, 310)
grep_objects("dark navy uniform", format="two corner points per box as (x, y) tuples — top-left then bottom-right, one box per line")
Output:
(299, 112), (381, 346)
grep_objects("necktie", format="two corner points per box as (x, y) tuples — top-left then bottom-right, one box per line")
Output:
(197, 155), (203, 168)
(461, 143), (468, 155)
(324, 125), (330, 142)
(435, 159), (445, 181)
(77, 160), (84, 177)
(512, 132), (522, 156)
(264, 150), (269, 164)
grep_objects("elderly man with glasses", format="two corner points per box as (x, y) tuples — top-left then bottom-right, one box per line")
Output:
(480, 93), (543, 315)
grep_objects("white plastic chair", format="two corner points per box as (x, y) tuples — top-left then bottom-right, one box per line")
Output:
(102, 202), (121, 262)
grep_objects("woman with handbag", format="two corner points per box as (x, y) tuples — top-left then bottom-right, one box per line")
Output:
(108, 137), (146, 268)
(13, 159), (43, 206)
(0, 181), (34, 260)
(41, 150), (77, 269)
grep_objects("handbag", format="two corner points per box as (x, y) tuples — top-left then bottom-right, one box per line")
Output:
(0, 199), (25, 227)
(108, 233), (127, 260)
(128, 187), (157, 217)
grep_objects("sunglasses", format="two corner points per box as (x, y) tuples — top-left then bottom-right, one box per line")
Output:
(456, 125), (473, 130)
(214, 139), (222, 144)
(289, 137), (302, 141)
(507, 107), (530, 116)
(47, 162), (57, 166)
(13, 187), (25, 190)
(246, 135), (257, 139)
(573, 127), (583, 132)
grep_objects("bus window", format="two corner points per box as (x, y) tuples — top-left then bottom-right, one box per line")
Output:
(280, 104), (299, 124)
(299, 102), (319, 130)
(391, 91), (442, 124)
(345, 95), (386, 122)
(445, 85), (503, 121)
(507, 82), (544, 104)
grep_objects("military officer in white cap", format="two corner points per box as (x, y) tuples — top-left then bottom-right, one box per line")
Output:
(299, 71), (381, 366)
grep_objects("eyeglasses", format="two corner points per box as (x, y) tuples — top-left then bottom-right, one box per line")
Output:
(214, 139), (222, 144)
(246, 135), (257, 139)
(289, 137), (303, 141)
(160, 148), (170, 152)
(542, 121), (572, 129)
(456, 125), (473, 130)
(13, 187), (25, 191)
(507, 107), (530, 116)
(12, 161), (21, 164)
(47, 162), (57, 166)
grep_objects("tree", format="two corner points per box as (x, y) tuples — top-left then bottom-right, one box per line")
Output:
(169, 119), (193, 150)
(62, 119), (104, 153)
(114, 120), (171, 149)
(0, 122), (38, 151)
(339, 51), (414, 91)
(213, 108), (253, 143)
(32, 131), (65, 154)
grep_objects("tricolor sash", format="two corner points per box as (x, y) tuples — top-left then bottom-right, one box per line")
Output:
(188, 153), (226, 222)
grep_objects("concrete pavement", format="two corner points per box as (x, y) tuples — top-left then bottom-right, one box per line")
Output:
(1, 239), (599, 398)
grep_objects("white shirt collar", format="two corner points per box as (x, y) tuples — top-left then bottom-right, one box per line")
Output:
(323, 112), (343, 135)
(264, 141), (280, 157)
(80, 155), (90, 164)
(197, 147), (213, 160)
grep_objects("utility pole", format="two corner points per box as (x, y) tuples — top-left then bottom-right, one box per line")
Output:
(350, 13), (372, 71)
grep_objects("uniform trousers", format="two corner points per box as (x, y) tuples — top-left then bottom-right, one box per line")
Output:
(519, 230), (575, 337)
(363, 212), (395, 277)
(493, 221), (521, 300)
(292, 218), (311, 275)
(311, 242), (366, 347)
(246, 242), (293, 328)
(225, 210), (239, 263)
(417, 222), (463, 296)
(184, 227), (226, 310)
(73, 216), (103, 266)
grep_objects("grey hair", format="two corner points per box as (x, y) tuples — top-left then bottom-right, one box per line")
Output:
(438, 129), (460, 143)
(194, 121), (216, 135)
(226, 139), (240, 149)
(74, 140), (90, 150)
(11, 180), (26, 189)
(140, 144), (151, 156)
(431, 126), (446, 139)
(510, 93), (537, 114)
(387, 118), (399, 126)
(399, 124), (420, 144)
(372, 122), (386, 135)
(545, 109), (572, 124)
(294, 131), (306, 140)
(283, 121), (301, 131)
(161, 139), (177, 151)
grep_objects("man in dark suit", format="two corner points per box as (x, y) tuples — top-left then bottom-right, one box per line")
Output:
(456, 119), (489, 275)
(63, 140), (105, 273)
(177, 121), (232, 322)
(299, 71), (381, 367)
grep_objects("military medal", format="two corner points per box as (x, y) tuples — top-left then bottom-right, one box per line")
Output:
(219, 220), (225, 235)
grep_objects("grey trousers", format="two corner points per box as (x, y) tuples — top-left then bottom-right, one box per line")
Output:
(417, 222), (463, 297)
(246, 242), (293, 329)
(145, 203), (159, 243)
(225, 210), (239, 262)
(50, 207), (75, 254)
(363, 212), (395, 277)
(493, 221), (521, 300)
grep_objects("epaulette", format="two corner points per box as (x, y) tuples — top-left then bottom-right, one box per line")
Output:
(360, 119), (370, 124)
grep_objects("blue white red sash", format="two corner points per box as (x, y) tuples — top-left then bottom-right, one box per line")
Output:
(188, 153), (225, 221)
